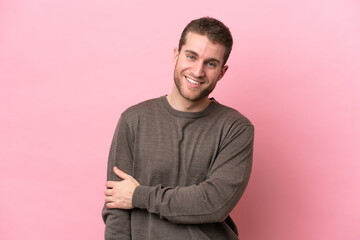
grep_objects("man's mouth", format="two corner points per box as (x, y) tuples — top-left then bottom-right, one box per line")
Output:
(185, 76), (201, 85)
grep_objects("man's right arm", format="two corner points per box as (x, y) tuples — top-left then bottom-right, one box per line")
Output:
(102, 116), (133, 240)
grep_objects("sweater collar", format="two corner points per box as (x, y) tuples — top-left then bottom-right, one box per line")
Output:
(161, 95), (217, 119)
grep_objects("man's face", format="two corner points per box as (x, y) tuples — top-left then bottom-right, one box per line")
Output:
(173, 32), (228, 103)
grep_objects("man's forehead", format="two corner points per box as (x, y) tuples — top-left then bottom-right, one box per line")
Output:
(184, 32), (212, 43)
(184, 32), (225, 49)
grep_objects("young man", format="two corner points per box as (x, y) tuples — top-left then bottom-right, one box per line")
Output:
(102, 17), (254, 240)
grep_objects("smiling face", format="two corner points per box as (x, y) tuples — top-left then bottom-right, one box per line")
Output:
(171, 32), (228, 110)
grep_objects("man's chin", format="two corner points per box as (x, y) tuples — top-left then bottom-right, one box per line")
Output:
(180, 93), (207, 102)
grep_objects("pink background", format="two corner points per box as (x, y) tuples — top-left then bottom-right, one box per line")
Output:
(1, 0), (359, 239)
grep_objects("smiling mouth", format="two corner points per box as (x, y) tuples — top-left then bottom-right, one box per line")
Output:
(185, 76), (201, 85)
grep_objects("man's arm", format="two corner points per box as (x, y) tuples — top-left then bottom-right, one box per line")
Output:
(102, 116), (133, 239)
(109, 123), (254, 225)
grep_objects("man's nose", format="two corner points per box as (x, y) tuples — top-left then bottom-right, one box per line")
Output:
(191, 62), (205, 78)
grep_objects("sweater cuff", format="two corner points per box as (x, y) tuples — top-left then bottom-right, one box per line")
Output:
(132, 185), (152, 209)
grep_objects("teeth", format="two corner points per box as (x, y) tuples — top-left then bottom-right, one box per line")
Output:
(186, 77), (200, 85)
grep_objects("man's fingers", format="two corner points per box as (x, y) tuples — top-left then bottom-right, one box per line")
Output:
(106, 202), (115, 208)
(105, 181), (116, 188)
(104, 196), (114, 203)
(104, 189), (112, 196)
(113, 166), (130, 180)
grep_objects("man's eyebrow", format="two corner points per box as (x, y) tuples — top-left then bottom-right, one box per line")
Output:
(184, 50), (221, 63)
(184, 50), (199, 57)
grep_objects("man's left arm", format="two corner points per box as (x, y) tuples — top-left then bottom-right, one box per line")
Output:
(106, 124), (254, 224)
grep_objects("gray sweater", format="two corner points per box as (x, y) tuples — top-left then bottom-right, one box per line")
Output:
(102, 96), (254, 240)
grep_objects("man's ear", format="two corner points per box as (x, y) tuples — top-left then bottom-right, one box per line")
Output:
(173, 48), (179, 65)
(217, 65), (229, 81)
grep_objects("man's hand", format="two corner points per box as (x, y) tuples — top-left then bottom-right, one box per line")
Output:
(104, 166), (140, 209)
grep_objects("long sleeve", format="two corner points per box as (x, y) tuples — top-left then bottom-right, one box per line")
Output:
(132, 123), (254, 224)
(102, 116), (133, 239)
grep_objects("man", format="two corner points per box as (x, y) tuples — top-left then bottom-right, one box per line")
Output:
(102, 17), (254, 240)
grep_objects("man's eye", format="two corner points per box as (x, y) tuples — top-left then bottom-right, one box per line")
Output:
(187, 55), (195, 60)
(208, 62), (216, 68)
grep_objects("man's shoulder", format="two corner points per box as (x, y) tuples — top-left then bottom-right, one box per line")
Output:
(121, 96), (163, 119)
(213, 101), (253, 127)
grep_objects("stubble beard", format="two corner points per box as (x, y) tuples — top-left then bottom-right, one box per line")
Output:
(173, 68), (216, 102)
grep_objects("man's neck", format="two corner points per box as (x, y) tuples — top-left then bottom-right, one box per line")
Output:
(166, 90), (211, 113)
